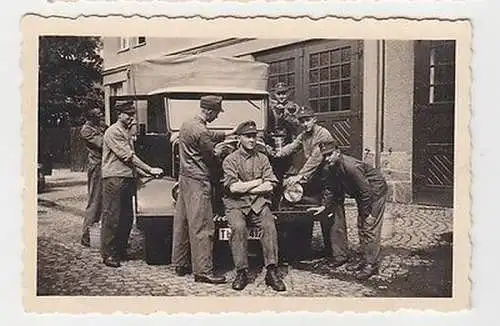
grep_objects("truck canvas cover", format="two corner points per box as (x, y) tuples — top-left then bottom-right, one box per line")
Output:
(128, 54), (269, 95)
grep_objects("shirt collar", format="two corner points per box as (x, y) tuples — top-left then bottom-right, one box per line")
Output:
(196, 115), (207, 125)
(117, 120), (131, 133)
(237, 146), (257, 159)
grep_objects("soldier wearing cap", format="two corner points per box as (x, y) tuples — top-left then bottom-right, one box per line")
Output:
(272, 106), (336, 260)
(222, 120), (286, 292)
(80, 107), (107, 247)
(100, 101), (163, 268)
(266, 82), (301, 148)
(307, 142), (389, 280)
(275, 106), (335, 188)
(172, 95), (238, 285)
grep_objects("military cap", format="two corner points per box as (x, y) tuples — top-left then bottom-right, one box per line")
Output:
(115, 101), (135, 115)
(200, 95), (224, 112)
(319, 141), (338, 156)
(235, 120), (258, 135)
(296, 106), (316, 119)
(273, 82), (289, 93)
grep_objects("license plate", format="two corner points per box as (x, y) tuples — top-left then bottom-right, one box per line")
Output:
(218, 227), (263, 240)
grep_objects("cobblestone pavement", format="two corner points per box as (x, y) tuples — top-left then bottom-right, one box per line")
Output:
(37, 169), (453, 297)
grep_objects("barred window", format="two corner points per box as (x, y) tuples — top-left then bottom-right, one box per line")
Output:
(428, 41), (455, 104)
(268, 58), (296, 100)
(308, 46), (352, 112)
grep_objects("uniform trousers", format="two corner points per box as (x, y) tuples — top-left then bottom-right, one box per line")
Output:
(326, 194), (387, 265)
(100, 177), (136, 259)
(172, 175), (215, 276)
(82, 162), (103, 236)
(226, 205), (278, 270)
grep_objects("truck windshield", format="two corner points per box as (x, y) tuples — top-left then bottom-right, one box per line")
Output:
(166, 97), (266, 131)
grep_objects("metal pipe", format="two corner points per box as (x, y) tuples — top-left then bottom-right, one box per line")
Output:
(374, 40), (386, 168)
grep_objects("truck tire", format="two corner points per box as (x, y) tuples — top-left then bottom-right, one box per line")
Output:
(142, 216), (174, 265)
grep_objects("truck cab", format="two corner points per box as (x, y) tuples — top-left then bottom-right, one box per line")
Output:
(108, 55), (318, 266)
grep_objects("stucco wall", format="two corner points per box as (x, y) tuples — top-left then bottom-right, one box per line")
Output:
(362, 40), (378, 163)
(363, 40), (415, 203)
(382, 41), (414, 203)
(103, 37), (222, 70)
(383, 41), (414, 154)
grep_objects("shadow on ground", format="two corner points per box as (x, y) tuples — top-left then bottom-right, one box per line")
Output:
(289, 232), (453, 297)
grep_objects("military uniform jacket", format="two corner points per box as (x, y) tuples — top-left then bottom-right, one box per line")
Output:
(279, 124), (335, 181)
(222, 147), (278, 215)
(265, 99), (301, 145)
(320, 154), (388, 218)
(101, 121), (135, 179)
(80, 121), (107, 165)
(178, 115), (225, 183)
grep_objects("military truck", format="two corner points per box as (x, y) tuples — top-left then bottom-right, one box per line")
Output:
(108, 55), (319, 266)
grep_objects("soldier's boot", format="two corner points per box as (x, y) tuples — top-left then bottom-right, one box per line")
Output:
(265, 265), (286, 292)
(103, 256), (121, 268)
(232, 269), (249, 291)
(194, 274), (226, 285)
(80, 232), (90, 247)
(346, 259), (365, 272)
(175, 265), (192, 277)
(356, 263), (379, 280)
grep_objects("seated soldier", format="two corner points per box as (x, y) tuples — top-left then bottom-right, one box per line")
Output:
(222, 120), (286, 292)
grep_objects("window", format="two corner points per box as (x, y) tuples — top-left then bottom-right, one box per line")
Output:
(136, 36), (146, 47)
(118, 37), (130, 51)
(146, 96), (167, 134)
(428, 41), (455, 104)
(110, 82), (123, 96)
(308, 46), (352, 112)
(166, 97), (266, 131)
(268, 58), (296, 100)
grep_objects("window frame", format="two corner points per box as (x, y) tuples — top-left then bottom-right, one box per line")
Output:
(118, 37), (130, 53)
(110, 82), (124, 97)
(134, 36), (147, 48)
(427, 41), (456, 105)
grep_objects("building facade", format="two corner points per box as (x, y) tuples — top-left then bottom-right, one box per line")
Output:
(102, 37), (455, 207)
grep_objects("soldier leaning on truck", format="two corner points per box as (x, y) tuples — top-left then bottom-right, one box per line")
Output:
(100, 101), (163, 268)
(222, 120), (286, 292)
(308, 142), (389, 280)
(171, 95), (238, 285)
(273, 106), (337, 259)
(80, 108), (107, 247)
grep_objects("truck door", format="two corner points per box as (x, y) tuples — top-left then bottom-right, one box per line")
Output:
(110, 95), (176, 218)
(109, 95), (172, 175)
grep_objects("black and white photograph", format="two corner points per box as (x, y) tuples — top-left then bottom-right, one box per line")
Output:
(25, 16), (471, 312)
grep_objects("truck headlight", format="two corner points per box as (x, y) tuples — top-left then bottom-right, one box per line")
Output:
(172, 182), (179, 203)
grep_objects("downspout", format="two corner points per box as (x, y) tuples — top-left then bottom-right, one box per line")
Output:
(375, 40), (386, 168)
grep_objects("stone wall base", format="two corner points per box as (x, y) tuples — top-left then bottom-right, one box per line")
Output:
(362, 151), (413, 204)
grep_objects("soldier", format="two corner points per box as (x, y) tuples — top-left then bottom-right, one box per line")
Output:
(171, 95), (237, 284)
(100, 101), (163, 268)
(273, 106), (337, 260)
(222, 120), (286, 292)
(308, 142), (389, 280)
(266, 82), (301, 148)
(80, 108), (107, 247)
(275, 106), (335, 187)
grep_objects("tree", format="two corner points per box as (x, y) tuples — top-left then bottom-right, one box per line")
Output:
(38, 36), (104, 128)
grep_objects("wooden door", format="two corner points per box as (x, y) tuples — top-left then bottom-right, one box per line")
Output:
(413, 40), (455, 207)
(255, 40), (363, 158)
(303, 40), (363, 158)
